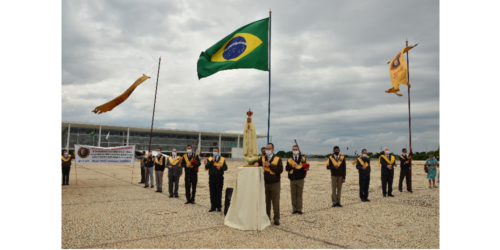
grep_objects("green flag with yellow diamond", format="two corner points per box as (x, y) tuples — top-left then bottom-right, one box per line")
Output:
(197, 18), (269, 79)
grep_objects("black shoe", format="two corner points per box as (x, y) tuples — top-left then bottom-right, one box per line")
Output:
(217, 208), (221, 212)
(62, 184), (64, 186)
(297, 211), (303, 215)
(332, 203), (337, 207)
(209, 209), (216, 212)
(337, 203), (342, 207)
(365, 199), (371, 202)
(144, 186), (149, 188)
(388, 194), (394, 197)
(151, 186), (154, 188)
(155, 190), (162, 193)
(184, 201), (191, 204)
(361, 199), (367, 202)
(191, 201), (196, 204)
(174, 194), (179, 198)
(169, 195), (173, 198)
(383, 194), (387, 197)
(399, 190), (403, 192)
(292, 211), (297, 214)
(274, 221), (280, 226)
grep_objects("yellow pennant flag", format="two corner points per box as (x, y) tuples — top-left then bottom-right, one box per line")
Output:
(386, 46), (415, 96)
(92, 74), (150, 114)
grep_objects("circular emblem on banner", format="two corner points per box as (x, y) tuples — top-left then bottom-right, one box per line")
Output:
(223, 36), (247, 60)
(78, 147), (90, 159)
(390, 53), (401, 70)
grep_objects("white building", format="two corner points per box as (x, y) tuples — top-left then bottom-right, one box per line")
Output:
(61, 121), (270, 158)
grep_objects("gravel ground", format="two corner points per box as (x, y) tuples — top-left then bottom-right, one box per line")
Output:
(62, 159), (439, 249)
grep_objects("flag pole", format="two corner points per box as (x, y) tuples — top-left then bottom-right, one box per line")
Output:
(406, 39), (413, 193)
(146, 57), (161, 187)
(267, 9), (272, 144)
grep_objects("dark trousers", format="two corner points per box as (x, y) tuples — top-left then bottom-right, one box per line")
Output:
(359, 174), (370, 200)
(62, 166), (70, 185)
(209, 175), (224, 209)
(140, 167), (145, 183)
(381, 174), (394, 195)
(185, 173), (198, 202)
(168, 176), (180, 196)
(399, 168), (411, 192)
(265, 182), (281, 222)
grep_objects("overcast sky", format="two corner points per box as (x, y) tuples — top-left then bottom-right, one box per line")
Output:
(62, 0), (439, 155)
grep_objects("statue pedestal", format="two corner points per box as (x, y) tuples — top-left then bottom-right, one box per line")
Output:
(224, 166), (270, 231)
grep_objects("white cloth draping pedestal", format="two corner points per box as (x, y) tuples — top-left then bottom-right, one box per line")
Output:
(224, 167), (270, 231)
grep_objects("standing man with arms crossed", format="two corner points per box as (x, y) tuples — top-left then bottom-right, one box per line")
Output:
(285, 145), (308, 214)
(62, 150), (72, 186)
(136, 151), (146, 184)
(398, 148), (412, 193)
(254, 143), (283, 226)
(181, 145), (201, 204)
(355, 149), (371, 202)
(205, 147), (228, 212)
(326, 146), (346, 207)
(154, 148), (166, 193)
(379, 147), (396, 197)
(166, 149), (182, 198)
(144, 149), (154, 189)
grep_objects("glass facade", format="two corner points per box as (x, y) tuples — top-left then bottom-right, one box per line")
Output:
(62, 125), (243, 153)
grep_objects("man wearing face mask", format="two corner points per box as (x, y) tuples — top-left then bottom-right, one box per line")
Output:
(136, 151), (146, 184)
(144, 150), (155, 188)
(398, 148), (412, 193)
(285, 145), (308, 214)
(61, 150), (72, 185)
(253, 143), (284, 226)
(154, 148), (166, 193)
(181, 145), (201, 204)
(167, 149), (182, 198)
(326, 146), (346, 207)
(205, 147), (228, 212)
(379, 147), (396, 197)
(355, 149), (371, 202)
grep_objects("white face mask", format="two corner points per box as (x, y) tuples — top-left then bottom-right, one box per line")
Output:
(187, 149), (192, 153)
(385, 151), (390, 155)
(64, 153), (68, 157)
(402, 153), (406, 156)
(157, 151), (161, 155)
(292, 151), (299, 155)
(172, 152), (177, 156)
(266, 150), (272, 155)
(362, 154), (367, 157)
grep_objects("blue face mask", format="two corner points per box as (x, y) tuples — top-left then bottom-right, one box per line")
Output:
(213, 152), (218, 156)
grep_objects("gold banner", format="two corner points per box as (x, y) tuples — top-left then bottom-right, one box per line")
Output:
(386, 46), (414, 96)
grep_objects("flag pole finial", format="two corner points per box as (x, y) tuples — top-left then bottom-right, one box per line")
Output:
(406, 39), (408, 47)
(269, 9), (272, 14)
(159, 57), (161, 61)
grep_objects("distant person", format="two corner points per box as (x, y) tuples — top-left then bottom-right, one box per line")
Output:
(379, 147), (396, 197)
(254, 143), (283, 226)
(261, 147), (266, 156)
(166, 149), (182, 198)
(425, 153), (439, 188)
(398, 148), (412, 193)
(326, 146), (346, 207)
(181, 145), (201, 204)
(154, 148), (166, 193)
(436, 156), (440, 184)
(205, 147), (228, 212)
(136, 151), (146, 184)
(355, 149), (371, 202)
(285, 145), (308, 214)
(144, 150), (154, 188)
(61, 150), (72, 185)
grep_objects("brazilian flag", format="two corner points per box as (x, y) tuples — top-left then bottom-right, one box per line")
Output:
(197, 18), (269, 79)
(89, 132), (95, 136)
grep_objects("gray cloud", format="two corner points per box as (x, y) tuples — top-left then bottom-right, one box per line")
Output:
(62, 0), (439, 155)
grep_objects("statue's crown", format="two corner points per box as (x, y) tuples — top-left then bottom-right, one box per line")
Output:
(246, 109), (253, 117)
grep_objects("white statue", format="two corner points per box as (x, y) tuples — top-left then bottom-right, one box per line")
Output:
(243, 109), (260, 165)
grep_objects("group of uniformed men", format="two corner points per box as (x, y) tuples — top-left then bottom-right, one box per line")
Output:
(62, 143), (413, 226)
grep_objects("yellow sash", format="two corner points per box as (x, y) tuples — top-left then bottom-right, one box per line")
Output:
(168, 156), (181, 166)
(326, 154), (344, 167)
(357, 157), (369, 167)
(183, 153), (198, 165)
(379, 155), (395, 166)
(262, 155), (280, 175)
(61, 155), (71, 162)
(399, 155), (409, 164)
(155, 155), (165, 165)
(288, 156), (306, 174)
(213, 156), (225, 167)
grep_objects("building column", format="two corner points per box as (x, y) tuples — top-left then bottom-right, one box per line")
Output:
(66, 123), (71, 151)
(98, 125), (101, 147)
(219, 134), (222, 152)
(126, 128), (130, 146)
(237, 134), (240, 148)
(198, 132), (202, 153)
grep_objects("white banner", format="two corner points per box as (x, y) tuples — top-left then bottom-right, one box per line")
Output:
(74, 144), (135, 164)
